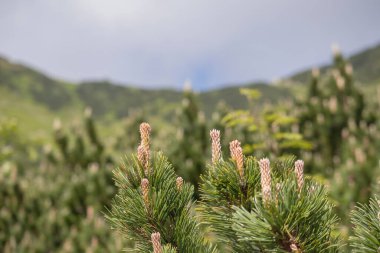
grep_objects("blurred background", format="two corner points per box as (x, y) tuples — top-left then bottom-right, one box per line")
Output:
(1, 0), (380, 252)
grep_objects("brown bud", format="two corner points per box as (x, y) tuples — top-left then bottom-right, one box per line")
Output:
(229, 140), (240, 154)
(229, 140), (244, 178)
(294, 160), (304, 192)
(140, 122), (151, 149)
(139, 122), (151, 173)
(259, 158), (271, 206)
(176, 177), (183, 190)
(210, 129), (222, 165)
(141, 178), (149, 207)
(138, 144), (149, 175)
(151, 232), (162, 253)
(290, 243), (301, 253)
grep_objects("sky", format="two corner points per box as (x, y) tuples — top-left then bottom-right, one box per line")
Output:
(1, 0), (380, 90)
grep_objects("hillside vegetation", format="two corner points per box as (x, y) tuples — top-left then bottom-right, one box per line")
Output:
(0, 43), (379, 139)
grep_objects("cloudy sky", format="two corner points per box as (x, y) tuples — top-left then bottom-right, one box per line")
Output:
(1, 0), (380, 90)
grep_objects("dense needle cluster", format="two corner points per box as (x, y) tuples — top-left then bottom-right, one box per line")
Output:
(350, 197), (380, 252)
(109, 124), (342, 252)
(199, 129), (339, 252)
(107, 123), (216, 253)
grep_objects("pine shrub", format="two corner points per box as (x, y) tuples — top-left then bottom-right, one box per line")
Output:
(108, 124), (341, 252)
(107, 123), (216, 252)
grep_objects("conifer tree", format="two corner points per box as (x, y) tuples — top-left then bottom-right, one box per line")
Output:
(199, 129), (340, 252)
(107, 123), (216, 252)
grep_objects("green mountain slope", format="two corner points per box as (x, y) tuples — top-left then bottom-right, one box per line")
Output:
(76, 81), (182, 118)
(0, 86), (56, 141)
(0, 57), (78, 110)
(200, 83), (290, 115)
(1, 41), (378, 132)
(0, 56), (290, 121)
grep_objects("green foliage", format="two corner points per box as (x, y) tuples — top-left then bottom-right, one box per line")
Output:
(200, 83), (292, 117)
(107, 150), (216, 252)
(0, 57), (74, 110)
(231, 180), (339, 252)
(199, 154), (339, 252)
(0, 162), (123, 252)
(50, 108), (112, 168)
(298, 51), (368, 172)
(0, 111), (123, 252)
(330, 119), (380, 225)
(0, 118), (28, 166)
(0, 55), (292, 127)
(76, 81), (182, 118)
(222, 89), (311, 158)
(1, 44), (380, 253)
(350, 197), (380, 252)
(296, 50), (380, 236)
(169, 88), (208, 196)
(198, 156), (261, 250)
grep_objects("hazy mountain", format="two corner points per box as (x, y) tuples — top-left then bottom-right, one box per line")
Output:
(0, 56), (290, 120)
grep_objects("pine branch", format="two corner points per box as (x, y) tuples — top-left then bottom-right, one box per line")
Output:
(106, 123), (216, 253)
(199, 129), (340, 252)
(232, 178), (340, 252)
(350, 197), (380, 252)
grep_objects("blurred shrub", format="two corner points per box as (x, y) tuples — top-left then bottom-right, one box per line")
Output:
(168, 86), (208, 196)
(49, 108), (113, 169)
(221, 88), (311, 159)
(296, 49), (380, 235)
